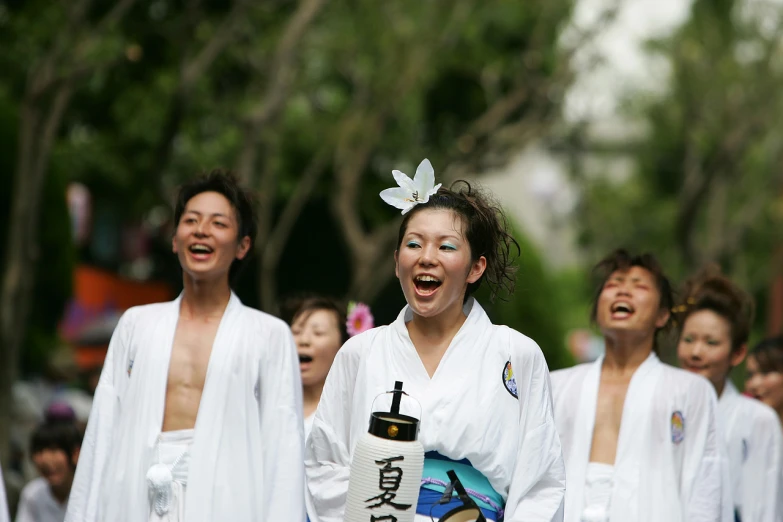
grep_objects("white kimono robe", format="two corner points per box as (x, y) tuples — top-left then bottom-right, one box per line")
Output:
(65, 293), (306, 522)
(550, 353), (732, 522)
(305, 298), (566, 522)
(15, 477), (66, 522)
(0, 464), (10, 522)
(719, 381), (783, 522)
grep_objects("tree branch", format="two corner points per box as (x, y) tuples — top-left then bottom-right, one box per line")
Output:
(98, 0), (138, 30)
(264, 147), (330, 270)
(259, 147), (330, 312)
(149, 0), (252, 187)
(714, 165), (783, 263)
(248, 0), (327, 125)
(236, 0), (327, 186)
(181, 0), (250, 87)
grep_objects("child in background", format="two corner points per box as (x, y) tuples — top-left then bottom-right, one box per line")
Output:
(15, 404), (82, 522)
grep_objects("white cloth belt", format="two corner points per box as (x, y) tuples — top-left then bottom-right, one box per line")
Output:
(581, 462), (614, 522)
(147, 429), (194, 521)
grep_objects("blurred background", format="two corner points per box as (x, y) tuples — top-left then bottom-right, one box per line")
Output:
(1, 0), (783, 510)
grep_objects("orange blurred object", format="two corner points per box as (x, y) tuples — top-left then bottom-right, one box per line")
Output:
(63, 265), (173, 370)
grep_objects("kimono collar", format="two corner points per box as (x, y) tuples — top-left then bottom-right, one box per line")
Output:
(593, 349), (660, 374)
(397, 297), (483, 327)
(392, 297), (492, 344)
(173, 290), (241, 314)
(719, 379), (739, 404)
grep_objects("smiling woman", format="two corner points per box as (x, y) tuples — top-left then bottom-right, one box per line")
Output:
(305, 159), (566, 522)
(675, 266), (783, 522)
(675, 266), (754, 397)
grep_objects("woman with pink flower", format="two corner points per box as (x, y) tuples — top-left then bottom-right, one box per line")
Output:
(305, 159), (565, 522)
(282, 296), (374, 440)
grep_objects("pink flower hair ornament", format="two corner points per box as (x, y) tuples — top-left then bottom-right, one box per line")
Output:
(346, 301), (374, 337)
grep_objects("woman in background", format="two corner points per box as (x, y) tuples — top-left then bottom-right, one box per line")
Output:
(283, 296), (348, 441)
(284, 296), (372, 522)
(676, 267), (782, 522)
(745, 335), (783, 425)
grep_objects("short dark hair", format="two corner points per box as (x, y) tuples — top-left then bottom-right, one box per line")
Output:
(675, 265), (754, 353)
(590, 249), (675, 346)
(397, 181), (520, 302)
(30, 419), (82, 469)
(751, 335), (783, 374)
(280, 295), (348, 344)
(173, 169), (258, 282)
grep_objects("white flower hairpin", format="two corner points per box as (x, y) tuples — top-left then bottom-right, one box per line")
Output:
(379, 158), (442, 214)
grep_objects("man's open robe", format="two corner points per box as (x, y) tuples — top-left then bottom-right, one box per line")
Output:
(65, 293), (305, 522)
(719, 381), (783, 522)
(550, 353), (732, 522)
(305, 298), (565, 522)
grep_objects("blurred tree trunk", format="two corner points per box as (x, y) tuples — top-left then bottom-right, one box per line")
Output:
(0, 83), (73, 468)
(258, 148), (329, 314)
(148, 0), (251, 192)
(0, 0), (137, 467)
(330, 2), (613, 305)
(229, 0), (327, 314)
(769, 249), (783, 336)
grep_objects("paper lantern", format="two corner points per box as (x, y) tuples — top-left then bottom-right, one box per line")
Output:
(344, 381), (424, 522)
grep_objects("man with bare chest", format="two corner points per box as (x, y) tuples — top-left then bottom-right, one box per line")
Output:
(550, 249), (731, 522)
(66, 171), (305, 522)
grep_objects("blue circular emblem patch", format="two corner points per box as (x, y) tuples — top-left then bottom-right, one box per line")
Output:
(502, 360), (518, 399)
(671, 411), (685, 444)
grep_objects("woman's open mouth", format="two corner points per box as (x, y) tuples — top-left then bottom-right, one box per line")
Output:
(413, 274), (442, 297)
(188, 243), (214, 261)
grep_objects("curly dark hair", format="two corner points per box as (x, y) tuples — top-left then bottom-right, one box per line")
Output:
(396, 180), (520, 302)
(674, 264), (754, 353)
(173, 169), (258, 282)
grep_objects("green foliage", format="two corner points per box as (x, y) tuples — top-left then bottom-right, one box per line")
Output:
(0, 95), (74, 376)
(1, 0), (577, 373)
(573, 0), (783, 326)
